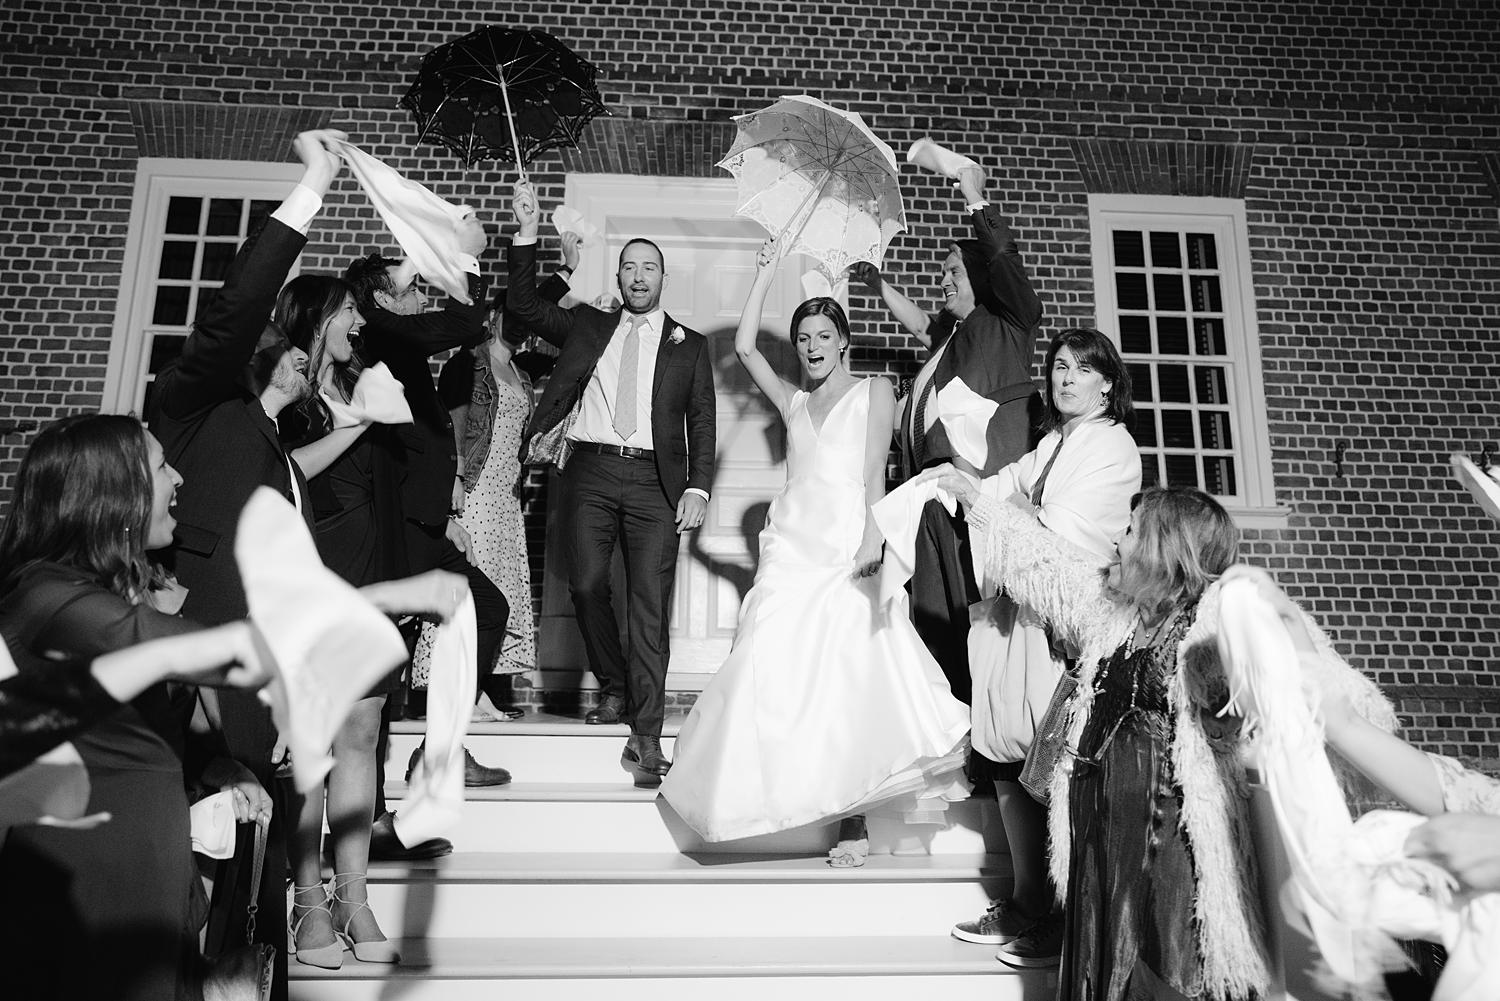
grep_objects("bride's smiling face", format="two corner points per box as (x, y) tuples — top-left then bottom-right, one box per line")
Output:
(794, 314), (846, 381)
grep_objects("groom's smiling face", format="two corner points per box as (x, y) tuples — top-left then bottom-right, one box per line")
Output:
(616, 240), (666, 314)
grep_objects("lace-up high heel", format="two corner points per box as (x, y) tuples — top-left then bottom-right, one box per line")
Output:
(330, 872), (400, 964)
(290, 882), (344, 969)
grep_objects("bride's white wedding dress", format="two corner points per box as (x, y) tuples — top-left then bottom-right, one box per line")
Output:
(662, 378), (970, 842)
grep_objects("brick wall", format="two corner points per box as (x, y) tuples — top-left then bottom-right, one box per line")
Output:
(2, 1), (1498, 768)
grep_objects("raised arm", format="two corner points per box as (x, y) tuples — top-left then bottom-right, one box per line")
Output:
(853, 377), (897, 578)
(850, 262), (933, 349)
(735, 239), (796, 419)
(959, 168), (1043, 331)
(507, 182), (593, 349)
(151, 129), (344, 419)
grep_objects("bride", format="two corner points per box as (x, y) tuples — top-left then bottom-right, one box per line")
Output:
(661, 240), (970, 864)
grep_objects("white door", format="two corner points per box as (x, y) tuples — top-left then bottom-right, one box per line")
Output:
(535, 175), (812, 693)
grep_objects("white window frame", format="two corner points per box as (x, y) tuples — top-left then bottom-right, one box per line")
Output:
(1089, 194), (1287, 529)
(103, 158), (304, 417)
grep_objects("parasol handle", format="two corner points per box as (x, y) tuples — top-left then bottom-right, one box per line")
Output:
(496, 73), (528, 183)
(772, 168), (832, 253)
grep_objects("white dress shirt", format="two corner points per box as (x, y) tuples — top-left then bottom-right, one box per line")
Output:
(571, 308), (664, 450)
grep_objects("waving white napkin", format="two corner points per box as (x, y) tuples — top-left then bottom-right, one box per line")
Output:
(337, 141), (479, 305)
(188, 789), (239, 859)
(935, 377), (999, 472)
(551, 205), (601, 246)
(872, 477), (957, 606)
(320, 362), (414, 430)
(235, 487), (408, 792)
(393, 593), (475, 848)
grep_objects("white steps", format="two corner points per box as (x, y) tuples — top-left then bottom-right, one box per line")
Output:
(360, 852), (1009, 939)
(290, 937), (1055, 1001)
(291, 713), (1038, 999)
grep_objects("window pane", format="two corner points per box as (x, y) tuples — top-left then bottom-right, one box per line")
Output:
(1149, 231), (1182, 269)
(1128, 363), (1154, 402)
(1131, 409), (1159, 448)
(1191, 274), (1223, 313)
(1120, 314), (1151, 353)
(148, 334), (186, 374)
(141, 379), (159, 421)
(200, 242), (237, 282)
(152, 286), (190, 325)
(158, 241), (196, 280)
(1199, 410), (1233, 450)
(1140, 455), (1161, 488)
(1161, 410), (1195, 448)
(1195, 366), (1229, 405)
(1157, 316), (1188, 355)
(1116, 273), (1149, 310)
(1113, 230), (1145, 268)
(165, 197), (201, 235)
(1158, 364), (1190, 403)
(206, 199), (243, 236)
(1164, 453), (1198, 488)
(1187, 232), (1218, 270)
(1203, 456), (1237, 496)
(1152, 273), (1186, 312)
(1194, 317), (1226, 355)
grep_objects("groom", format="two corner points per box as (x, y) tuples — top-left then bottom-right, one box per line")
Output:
(506, 183), (716, 778)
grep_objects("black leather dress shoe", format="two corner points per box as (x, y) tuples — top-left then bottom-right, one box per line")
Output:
(462, 747), (512, 787)
(585, 694), (628, 725)
(405, 743), (512, 788)
(622, 734), (672, 777)
(368, 811), (453, 861)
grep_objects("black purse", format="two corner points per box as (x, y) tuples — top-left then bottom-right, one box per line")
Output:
(203, 814), (274, 1001)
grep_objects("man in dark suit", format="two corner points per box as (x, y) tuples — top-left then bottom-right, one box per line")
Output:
(506, 183), (716, 779)
(855, 164), (1043, 702)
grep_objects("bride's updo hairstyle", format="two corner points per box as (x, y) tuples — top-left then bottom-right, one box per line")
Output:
(790, 297), (851, 354)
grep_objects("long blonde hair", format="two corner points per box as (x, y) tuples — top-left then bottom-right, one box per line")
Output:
(1127, 486), (1240, 621)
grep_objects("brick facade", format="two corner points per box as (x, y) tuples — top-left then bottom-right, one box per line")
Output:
(2, 2), (1497, 768)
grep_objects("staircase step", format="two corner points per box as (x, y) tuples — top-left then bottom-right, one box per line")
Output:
(387, 714), (678, 785)
(356, 852), (1010, 939)
(287, 935), (1053, 1001)
(384, 782), (1001, 855)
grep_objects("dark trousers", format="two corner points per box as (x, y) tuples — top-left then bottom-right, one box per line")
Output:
(563, 451), (679, 737)
(911, 498), (979, 705)
(374, 519), (510, 816)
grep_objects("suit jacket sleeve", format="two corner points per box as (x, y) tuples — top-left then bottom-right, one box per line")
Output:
(507, 242), (590, 349)
(150, 219), (308, 421)
(971, 205), (1043, 332)
(362, 273), (491, 361)
(685, 334), (717, 495)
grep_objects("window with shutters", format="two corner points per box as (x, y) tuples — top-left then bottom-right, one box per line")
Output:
(1088, 195), (1283, 527)
(104, 159), (304, 419)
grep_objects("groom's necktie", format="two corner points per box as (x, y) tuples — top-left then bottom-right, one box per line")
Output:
(614, 314), (647, 441)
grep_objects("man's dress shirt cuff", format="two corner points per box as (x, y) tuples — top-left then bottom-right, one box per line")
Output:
(271, 184), (324, 235)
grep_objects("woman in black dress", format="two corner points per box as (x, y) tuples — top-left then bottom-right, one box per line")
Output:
(278, 275), (402, 968)
(0, 414), (270, 1001)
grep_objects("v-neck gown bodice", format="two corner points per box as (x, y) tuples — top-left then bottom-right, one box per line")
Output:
(663, 380), (970, 843)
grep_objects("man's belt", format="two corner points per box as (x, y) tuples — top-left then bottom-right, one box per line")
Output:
(571, 441), (654, 461)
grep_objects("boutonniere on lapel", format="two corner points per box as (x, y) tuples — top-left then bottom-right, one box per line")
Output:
(668, 324), (685, 346)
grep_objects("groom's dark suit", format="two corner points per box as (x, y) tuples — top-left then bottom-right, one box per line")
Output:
(508, 241), (716, 737)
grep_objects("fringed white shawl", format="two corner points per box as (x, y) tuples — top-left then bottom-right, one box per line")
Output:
(966, 493), (1398, 1001)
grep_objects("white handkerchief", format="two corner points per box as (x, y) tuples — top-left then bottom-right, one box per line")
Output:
(394, 594), (475, 848)
(551, 206), (601, 245)
(935, 377), (999, 471)
(871, 477), (957, 607)
(338, 141), (479, 304)
(320, 363), (414, 429)
(236, 487), (408, 792)
(189, 790), (238, 859)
